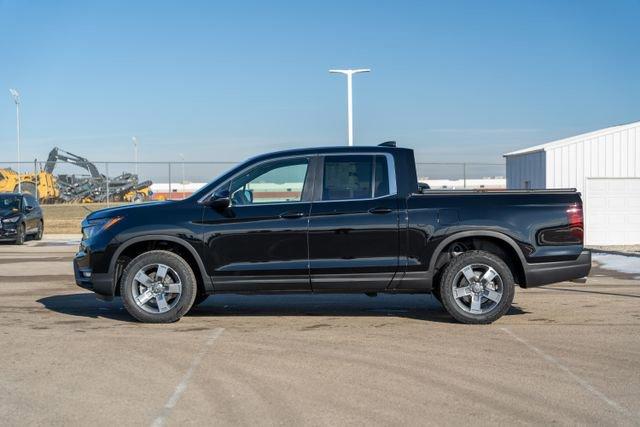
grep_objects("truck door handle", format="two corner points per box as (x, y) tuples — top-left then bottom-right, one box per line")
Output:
(368, 207), (393, 214)
(280, 211), (305, 219)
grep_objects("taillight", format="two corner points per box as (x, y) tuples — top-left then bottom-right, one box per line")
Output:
(566, 203), (584, 242)
(567, 204), (583, 227)
(537, 203), (584, 246)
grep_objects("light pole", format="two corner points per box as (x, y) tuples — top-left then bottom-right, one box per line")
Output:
(132, 137), (138, 176)
(9, 89), (21, 193)
(179, 153), (185, 199)
(329, 68), (370, 146)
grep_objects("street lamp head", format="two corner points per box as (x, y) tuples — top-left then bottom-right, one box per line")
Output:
(9, 88), (20, 104)
(132, 136), (138, 147)
(328, 67), (371, 147)
(329, 68), (371, 76)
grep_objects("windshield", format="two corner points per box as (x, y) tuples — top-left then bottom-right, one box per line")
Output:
(0, 195), (21, 211)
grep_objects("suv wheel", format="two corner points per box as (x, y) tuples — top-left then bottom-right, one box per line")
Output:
(121, 250), (197, 323)
(440, 250), (515, 324)
(14, 224), (26, 245)
(34, 221), (44, 241)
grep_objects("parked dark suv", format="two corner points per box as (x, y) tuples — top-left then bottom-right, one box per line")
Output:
(0, 193), (44, 244)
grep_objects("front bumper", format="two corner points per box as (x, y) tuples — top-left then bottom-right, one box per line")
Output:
(0, 224), (18, 241)
(523, 250), (592, 287)
(74, 250), (114, 299)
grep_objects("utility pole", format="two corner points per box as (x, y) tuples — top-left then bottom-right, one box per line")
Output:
(329, 69), (370, 146)
(9, 89), (21, 193)
(132, 136), (138, 175)
(179, 153), (185, 199)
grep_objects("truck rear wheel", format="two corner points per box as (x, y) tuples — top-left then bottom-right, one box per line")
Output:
(440, 250), (515, 324)
(120, 250), (197, 323)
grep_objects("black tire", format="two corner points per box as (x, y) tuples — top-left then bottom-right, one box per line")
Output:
(14, 224), (26, 245)
(440, 250), (515, 324)
(120, 250), (197, 323)
(34, 221), (44, 240)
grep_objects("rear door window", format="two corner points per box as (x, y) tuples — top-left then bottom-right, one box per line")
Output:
(322, 155), (390, 201)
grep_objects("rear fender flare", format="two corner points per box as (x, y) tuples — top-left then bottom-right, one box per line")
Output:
(429, 230), (527, 273)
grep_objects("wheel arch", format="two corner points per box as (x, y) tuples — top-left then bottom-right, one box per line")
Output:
(109, 235), (211, 296)
(429, 231), (527, 286)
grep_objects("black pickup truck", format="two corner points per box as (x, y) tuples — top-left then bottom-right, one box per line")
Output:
(74, 143), (591, 324)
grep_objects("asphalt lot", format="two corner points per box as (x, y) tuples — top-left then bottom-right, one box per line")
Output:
(1, 237), (639, 426)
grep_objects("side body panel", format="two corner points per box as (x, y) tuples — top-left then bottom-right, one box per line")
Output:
(401, 191), (586, 290)
(308, 197), (400, 291)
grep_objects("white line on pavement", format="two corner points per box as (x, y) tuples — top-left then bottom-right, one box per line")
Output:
(151, 328), (225, 427)
(500, 327), (632, 420)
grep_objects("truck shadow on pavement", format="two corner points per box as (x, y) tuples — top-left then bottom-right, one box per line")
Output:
(37, 292), (528, 324)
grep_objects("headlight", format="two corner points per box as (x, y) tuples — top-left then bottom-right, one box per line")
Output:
(82, 216), (123, 240)
(1, 216), (20, 224)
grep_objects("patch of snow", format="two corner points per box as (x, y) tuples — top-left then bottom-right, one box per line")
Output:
(592, 253), (640, 279)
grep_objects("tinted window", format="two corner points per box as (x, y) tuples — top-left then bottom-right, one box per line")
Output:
(322, 155), (373, 200)
(0, 195), (21, 210)
(322, 155), (391, 201)
(228, 158), (309, 206)
(25, 195), (38, 207)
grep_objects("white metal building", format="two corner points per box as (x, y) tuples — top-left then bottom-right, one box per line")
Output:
(504, 120), (640, 245)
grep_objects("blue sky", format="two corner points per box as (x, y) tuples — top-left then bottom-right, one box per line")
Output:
(0, 0), (638, 166)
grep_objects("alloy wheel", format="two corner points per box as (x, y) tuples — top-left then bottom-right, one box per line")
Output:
(131, 263), (183, 314)
(451, 263), (504, 315)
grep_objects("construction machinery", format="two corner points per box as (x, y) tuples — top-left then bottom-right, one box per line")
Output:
(0, 147), (152, 203)
(0, 168), (59, 202)
(43, 147), (153, 203)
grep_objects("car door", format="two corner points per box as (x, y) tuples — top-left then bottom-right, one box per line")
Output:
(29, 195), (43, 232)
(201, 155), (317, 291)
(308, 154), (400, 291)
(22, 195), (38, 233)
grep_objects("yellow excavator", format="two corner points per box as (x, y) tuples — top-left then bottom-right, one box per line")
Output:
(1, 147), (153, 203)
(0, 168), (59, 202)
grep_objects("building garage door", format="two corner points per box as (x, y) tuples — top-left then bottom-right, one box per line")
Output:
(585, 178), (640, 245)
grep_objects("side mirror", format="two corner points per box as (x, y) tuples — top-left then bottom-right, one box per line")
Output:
(25, 205), (34, 213)
(203, 189), (230, 210)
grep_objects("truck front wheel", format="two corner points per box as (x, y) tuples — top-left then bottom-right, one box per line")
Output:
(120, 250), (197, 323)
(440, 250), (515, 324)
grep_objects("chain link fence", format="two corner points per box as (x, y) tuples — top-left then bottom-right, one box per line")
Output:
(0, 160), (506, 205)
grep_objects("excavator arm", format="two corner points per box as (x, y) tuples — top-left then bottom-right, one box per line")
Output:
(44, 147), (102, 178)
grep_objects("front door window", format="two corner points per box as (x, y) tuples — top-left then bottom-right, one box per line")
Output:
(228, 158), (310, 206)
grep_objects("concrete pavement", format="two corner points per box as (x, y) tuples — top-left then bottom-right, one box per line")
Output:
(1, 238), (639, 426)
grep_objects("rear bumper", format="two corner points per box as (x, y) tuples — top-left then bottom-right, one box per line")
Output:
(523, 250), (591, 287)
